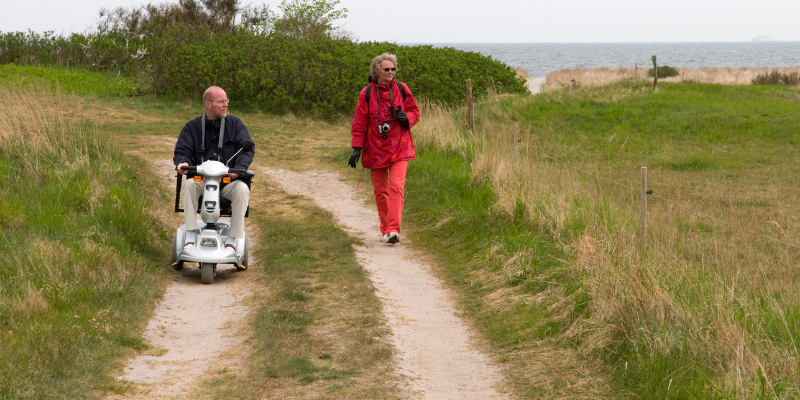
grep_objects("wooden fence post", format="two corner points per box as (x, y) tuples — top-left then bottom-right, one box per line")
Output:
(513, 123), (519, 161)
(466, 79), (474, 131)
(640, 167), (648, 247)
(651, 55), (658, 91)
(569, 71), (573, 94)
(635, 62), (638, 79)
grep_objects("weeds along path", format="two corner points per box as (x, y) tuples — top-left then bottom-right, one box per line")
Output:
(264, 167), (509, 400)
(107, 136), (260, 399)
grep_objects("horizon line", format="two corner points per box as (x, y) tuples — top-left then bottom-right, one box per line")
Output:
(397, 41), (800, 45)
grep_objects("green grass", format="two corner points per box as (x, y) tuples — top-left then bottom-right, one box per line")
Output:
(0, 63), (146, 97)
(503, 81), (800, 169)
(0, 89), (171, 399)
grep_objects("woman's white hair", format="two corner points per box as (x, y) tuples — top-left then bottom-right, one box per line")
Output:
(370, 53), (398, 81)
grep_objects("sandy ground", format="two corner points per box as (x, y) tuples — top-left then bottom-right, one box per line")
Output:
(110, 260), (255, 399)
(527, 77), (546, 94)
(264, 168), (509, 400)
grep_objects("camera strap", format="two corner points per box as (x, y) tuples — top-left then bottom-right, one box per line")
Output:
(200, 113), (226, 162)
(390, 86), (395, 118)
(364, 81), (406, 113)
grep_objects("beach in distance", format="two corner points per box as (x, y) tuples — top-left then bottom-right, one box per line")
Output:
(421, 42), (800, 82)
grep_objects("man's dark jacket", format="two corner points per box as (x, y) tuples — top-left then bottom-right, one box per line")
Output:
(173, 115), (254, 170)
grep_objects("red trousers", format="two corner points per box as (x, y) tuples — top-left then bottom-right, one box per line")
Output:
(370, 160), (408, 235)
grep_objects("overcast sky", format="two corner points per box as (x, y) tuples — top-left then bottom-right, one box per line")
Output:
(2, 0), (799, 43)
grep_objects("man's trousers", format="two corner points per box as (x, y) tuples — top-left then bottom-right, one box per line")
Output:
(183, 179), (250, 238)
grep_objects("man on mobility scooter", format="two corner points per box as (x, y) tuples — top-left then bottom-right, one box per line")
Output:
(172, 86), (255, 284)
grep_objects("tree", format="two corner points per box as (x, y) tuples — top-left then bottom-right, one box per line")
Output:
(273, 0), (350, 39)
(96, 0), (273, 37)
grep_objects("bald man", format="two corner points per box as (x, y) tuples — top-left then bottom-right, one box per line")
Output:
(174, 86), (254, 253)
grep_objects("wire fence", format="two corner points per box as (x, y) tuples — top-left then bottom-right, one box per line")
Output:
(534, 149), (800, 250)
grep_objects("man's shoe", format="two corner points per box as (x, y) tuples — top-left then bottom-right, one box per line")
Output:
(387, 232), (399, 244)
(382, 234), (389, 243)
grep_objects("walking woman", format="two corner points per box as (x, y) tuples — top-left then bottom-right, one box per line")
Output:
(348, 53), (420, 244)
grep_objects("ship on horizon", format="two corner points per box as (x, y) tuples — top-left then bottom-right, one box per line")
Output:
(752, 35), (777, 42)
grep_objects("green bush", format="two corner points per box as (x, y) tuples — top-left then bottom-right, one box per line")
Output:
(752, 70), (800, 86)
(647, 65), (679, 78)
(146, 26), (525, 116)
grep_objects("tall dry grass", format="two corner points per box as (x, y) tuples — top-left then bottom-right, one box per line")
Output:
(0, 83), (98, 162)
(481, 122), (799, 394)
(413, 91), (800, 396)
(413, 99), (468, 155)
(546, 66), (800, 90)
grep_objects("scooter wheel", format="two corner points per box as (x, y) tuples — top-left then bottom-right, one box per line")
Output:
(200, 263), (215, 284)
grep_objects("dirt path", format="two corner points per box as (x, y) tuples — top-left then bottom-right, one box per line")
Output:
(111, 260), (255, 398)
(109, 132), (509, 398)
(264, 168), (509, 400)
(527, 77), (546, 94)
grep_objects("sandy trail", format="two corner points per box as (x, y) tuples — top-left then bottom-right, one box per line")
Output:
(527, 77), (546, 94)
(113, 263), (254, 398)
(264, 168), (508, 400)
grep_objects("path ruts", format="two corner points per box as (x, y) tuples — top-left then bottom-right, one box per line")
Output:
(265, 168), (508, 400)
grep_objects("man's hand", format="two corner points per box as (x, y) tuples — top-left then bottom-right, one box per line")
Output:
(396, 110), (409, 129)
(177, 162), (189, 175)
(348, 147), (362, 168)
(227, 173), (239, 180)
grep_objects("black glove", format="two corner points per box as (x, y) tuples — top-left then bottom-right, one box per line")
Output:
(348, 147), (362, 168)
(396, 110), (409, 129)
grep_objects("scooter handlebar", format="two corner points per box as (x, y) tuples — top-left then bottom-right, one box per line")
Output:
(229, 168), (248, 175)
(179, 165), (197, 172)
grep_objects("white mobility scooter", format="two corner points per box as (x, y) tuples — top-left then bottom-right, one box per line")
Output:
(171, 139), (255, 284)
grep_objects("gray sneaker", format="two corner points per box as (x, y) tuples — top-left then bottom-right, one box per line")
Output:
(382, 234), (389, 243)
(387, 232), (399, 244)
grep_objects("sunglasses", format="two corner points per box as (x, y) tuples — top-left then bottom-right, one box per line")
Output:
(382, 68), (397, 72)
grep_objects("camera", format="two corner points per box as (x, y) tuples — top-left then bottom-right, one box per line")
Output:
(378, 122), (390, 133)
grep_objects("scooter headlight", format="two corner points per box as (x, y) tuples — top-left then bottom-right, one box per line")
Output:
(200, 238), (218, 247)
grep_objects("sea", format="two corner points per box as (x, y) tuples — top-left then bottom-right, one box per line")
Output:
(424, 42), (800, 78)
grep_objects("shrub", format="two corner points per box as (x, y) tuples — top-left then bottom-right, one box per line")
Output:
(752, 70), (800, 86)
(146, 27), (525, 116)
(647, 65), (679, 78)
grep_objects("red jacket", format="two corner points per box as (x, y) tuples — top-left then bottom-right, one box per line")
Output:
(351, 79), (420, 169)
